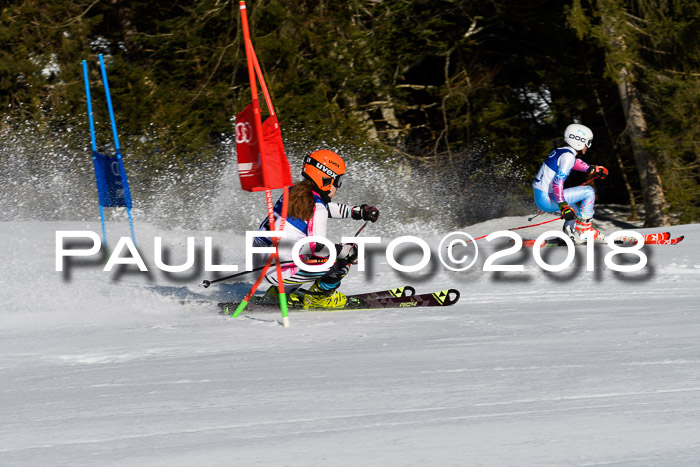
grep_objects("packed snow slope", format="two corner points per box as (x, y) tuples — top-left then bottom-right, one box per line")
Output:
(1, 215), (699, 467)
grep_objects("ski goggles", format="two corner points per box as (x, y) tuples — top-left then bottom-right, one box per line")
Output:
(333, 174), (343, 188)
(586, 138), (593, 148)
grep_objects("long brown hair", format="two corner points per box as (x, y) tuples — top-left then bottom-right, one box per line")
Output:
(287, 180), (316, 220)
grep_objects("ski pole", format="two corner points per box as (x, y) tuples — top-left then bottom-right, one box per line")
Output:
(528, 211), (546, 222)
(354, 221), (369, 237)
(202, 263), (286, 288)
(202, 258), (331, 288)
(202, 221), (371, 288)
(458, 216), (562, 245)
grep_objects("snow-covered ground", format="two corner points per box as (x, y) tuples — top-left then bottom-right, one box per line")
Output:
(1, 214), (699, 467)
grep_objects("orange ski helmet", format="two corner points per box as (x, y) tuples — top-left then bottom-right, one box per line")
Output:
(302, 150), (346, 199)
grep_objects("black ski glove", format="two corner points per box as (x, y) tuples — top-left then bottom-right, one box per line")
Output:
(352, 204), (380, 222)
(558, 202), (576, 221)
(588, 165), (609, 179)
(335, 243), (359, 264)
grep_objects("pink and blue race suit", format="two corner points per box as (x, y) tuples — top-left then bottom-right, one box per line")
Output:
(253, 186), (355, 288)
(532, 146), (595, 218)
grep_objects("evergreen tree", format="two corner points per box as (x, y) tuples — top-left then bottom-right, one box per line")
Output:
(1, 0), (696, 223)
(568, 0), (699, 226)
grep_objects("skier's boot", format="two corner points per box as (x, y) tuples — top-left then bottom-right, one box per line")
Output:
(562, 218), (579, 243)
(259, 286), (280, 305)
(260, 286), (301, 306)
(303, 281), (347, 309)
(302, 257), (353, 309)
(574, 216), (606, 243)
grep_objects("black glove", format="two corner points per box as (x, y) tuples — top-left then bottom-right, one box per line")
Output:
(352, 204), (380, 222)
(588, 165), (609, 179)
(558, 202), (576, 221)
(335, 243), (359, 264)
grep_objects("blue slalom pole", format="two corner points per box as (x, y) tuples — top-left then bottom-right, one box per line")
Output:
(83, 60), (109, 250)
(98, 205), (108, 249)
(82, 61), (98, 154)
(98, 54), (136, 246)
(98, 55), (121, 157)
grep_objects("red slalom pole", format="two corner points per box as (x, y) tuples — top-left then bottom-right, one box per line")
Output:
(231, 187), (289, 325)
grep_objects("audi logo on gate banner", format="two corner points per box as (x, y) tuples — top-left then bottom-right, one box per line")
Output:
(236, 122), (253, 144)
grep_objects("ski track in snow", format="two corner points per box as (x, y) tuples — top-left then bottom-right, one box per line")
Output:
(1, 219), (700, 466)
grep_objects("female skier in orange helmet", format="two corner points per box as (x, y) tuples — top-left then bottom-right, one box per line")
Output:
(253, 150), (379, 309)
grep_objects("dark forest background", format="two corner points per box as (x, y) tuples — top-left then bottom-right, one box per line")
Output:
(1, 0), (698, 225)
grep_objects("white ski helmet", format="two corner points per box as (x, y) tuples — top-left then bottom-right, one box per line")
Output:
(564, 123), (593, 151)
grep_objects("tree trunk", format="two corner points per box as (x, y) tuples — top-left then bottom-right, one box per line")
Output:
(615, 77), (669, 226)
(592, 87), (640, 220)
(600, 2), (669, 227)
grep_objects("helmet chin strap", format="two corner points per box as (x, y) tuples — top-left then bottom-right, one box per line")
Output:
(317, 188), (332, 204)
(302, 172), (333, 203)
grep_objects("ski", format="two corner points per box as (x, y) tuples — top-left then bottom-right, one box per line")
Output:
(291, 285), (415, 304)
(335, 285), (415, 301)
(519, 231), (683, 248)
(180, 285), (413, 308)
(217, 287), (458, 314)
(614, 231), (672, 244)
(616, 233), (684, 245)
(215, 285), (413, 313)
(341, 289), (460, 310)
(653, 235), (684, 245)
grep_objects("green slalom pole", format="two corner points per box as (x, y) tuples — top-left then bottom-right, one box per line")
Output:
(231, 255), (273, 318)
(233, 220), (368, 322)
(232, 301), (247, 317)
(279, 292), (289, 323)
